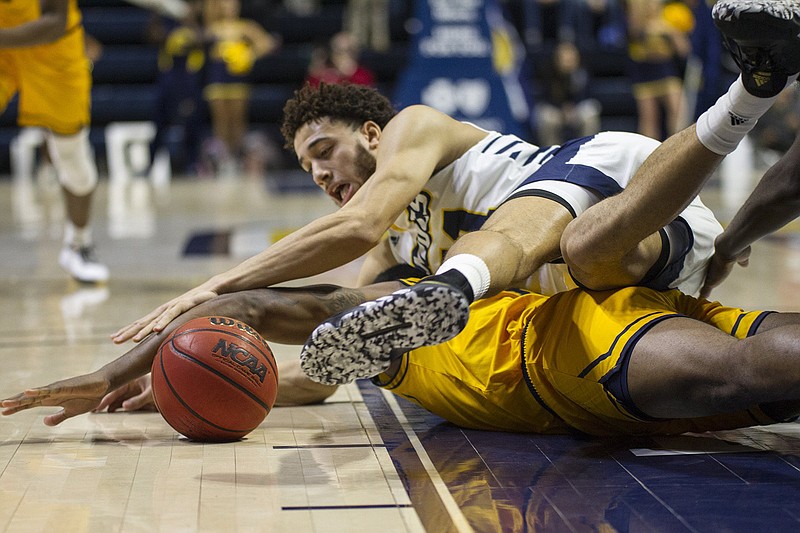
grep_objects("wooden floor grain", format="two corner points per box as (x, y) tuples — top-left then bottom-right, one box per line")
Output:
(1, 164), (797, 532)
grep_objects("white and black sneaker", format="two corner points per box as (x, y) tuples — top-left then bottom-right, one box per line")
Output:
(59, 244), (109, 283)
(300, 281), (470, 385)
(713, 0), (800, 97)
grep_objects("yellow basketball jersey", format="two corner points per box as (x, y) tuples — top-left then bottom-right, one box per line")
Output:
(378, 286), (779, 436)
(0, 0), (82, 30)
(0, 0), (90, 134)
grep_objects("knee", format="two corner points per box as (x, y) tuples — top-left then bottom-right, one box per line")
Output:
(560, 218), (606, 289)
(47, 129), (98, 196)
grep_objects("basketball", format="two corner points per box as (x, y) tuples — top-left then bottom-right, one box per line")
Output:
(151, 316), (278, 442)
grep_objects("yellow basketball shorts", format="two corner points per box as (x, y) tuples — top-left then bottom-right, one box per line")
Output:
(378, 287), (779, 436)
(0, 26), (91, 135)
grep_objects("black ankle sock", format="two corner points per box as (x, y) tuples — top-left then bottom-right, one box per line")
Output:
(424, 270), (475, 302)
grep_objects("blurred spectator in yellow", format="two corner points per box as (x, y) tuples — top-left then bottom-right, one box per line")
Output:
(345, 0), (390, 52)
(146, 0), (207, 175)
(625, 0), (692, 140)
(203, 0), (279, 177)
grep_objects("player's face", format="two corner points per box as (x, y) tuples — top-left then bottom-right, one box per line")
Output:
(294, 119), (377, 207)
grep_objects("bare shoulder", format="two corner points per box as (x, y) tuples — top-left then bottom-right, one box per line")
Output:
(385, 105), (489, 164)
(391, 105), (482, 134)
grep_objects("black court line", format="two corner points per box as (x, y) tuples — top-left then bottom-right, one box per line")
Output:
(282, 504), (413, 511)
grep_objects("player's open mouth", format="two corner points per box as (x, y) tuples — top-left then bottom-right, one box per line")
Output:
(334, 183), (351, 204)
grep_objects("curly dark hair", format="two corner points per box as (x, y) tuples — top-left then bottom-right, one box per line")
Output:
(280, 82), (397, 150)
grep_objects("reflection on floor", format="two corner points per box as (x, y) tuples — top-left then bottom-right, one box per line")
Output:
(3, 168), (800, 532)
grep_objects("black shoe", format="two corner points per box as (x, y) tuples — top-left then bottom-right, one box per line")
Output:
(713, 0), (800, 97)
(300, 281), (470, 385)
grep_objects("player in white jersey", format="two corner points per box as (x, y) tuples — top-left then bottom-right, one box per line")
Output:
(388, 129), (720, 296)
(298, 0), (800, 386)
(112, 82), (724, 347)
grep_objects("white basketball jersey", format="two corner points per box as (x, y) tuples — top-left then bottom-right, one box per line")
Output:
(387, 130), (575, 294)
(387, 130), (722, 296)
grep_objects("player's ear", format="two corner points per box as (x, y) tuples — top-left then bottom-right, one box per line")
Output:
(361, 121), (381, 149)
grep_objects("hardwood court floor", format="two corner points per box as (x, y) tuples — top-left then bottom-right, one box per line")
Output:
(3, 171), (800, 532)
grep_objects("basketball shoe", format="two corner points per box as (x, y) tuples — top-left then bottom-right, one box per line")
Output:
(713, 0), (800, 97)
(59, 244), (109, 283)
(300, 281), (470, 385)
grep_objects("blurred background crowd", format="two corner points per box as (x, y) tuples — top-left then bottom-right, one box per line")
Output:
(2, 0), (798, 185)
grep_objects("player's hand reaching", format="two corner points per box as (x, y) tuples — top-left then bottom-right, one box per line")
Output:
(111, 285), (219, 343)
(1, 372), (111, 426)
(95, 374), (156, 413)
(699, 245), (751, 300)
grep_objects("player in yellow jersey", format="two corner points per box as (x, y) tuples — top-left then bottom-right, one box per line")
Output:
(3, 275), (800, 437)
(0, 0), (108, 283)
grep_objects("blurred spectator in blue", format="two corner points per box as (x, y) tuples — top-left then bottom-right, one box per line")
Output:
(686, 0), (737, 121)
(535, 41), (601, 145)
(146, 0), (207, 175)
(573, 0), (627, 51)
(522, 0), (581, 52)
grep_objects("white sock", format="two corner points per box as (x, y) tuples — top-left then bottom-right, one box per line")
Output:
(64, 221), (92, 247)
(436, 254), (491, 300)
(696, 74), (799, 155)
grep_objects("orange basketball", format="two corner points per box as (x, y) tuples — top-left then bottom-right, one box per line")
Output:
(151, 316), (278, 442)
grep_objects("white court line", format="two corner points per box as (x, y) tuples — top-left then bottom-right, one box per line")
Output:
(381, 388), (475, 533)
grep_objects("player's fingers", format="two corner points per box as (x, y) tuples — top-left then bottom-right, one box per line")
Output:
(1, 388), (49, 406)
(699, 271), (717, 299)
(1, 396), (44, 415)
(43, 409), (71, 427)
(698, 282), (715, 300)
(131, 320), (159, 343)
(699, 267), (727, 300)
(111, 322), (143, 343)
(1, 404), (32, 416)
(122, 389), (156, 412)
(112, 302), (174, 342)
(1, 393), (28, 405)
(149, 307), (184, 336)
(95, 387), (128, 413)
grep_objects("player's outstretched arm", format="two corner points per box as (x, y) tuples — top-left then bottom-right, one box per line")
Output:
(112, 106), (460, 344)
(1, 373), (111, 426)
(2, 317), (170, 425)
(6, 283), (403, 424)
(701, 132), (800, 298)
(111, 204), (393, 344)
(89, 358), (339, 415)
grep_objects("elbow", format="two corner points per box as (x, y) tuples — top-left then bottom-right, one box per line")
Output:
(783, 176), (800, 204)
(342, 211), (386, 249)
(203, 291), (270, 330)
(39, 15), (68, 42)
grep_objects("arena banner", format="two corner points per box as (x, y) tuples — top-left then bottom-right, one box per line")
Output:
(393, 0), (533, 139)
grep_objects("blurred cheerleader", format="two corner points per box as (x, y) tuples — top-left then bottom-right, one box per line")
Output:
(203, 0), (278, 176)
